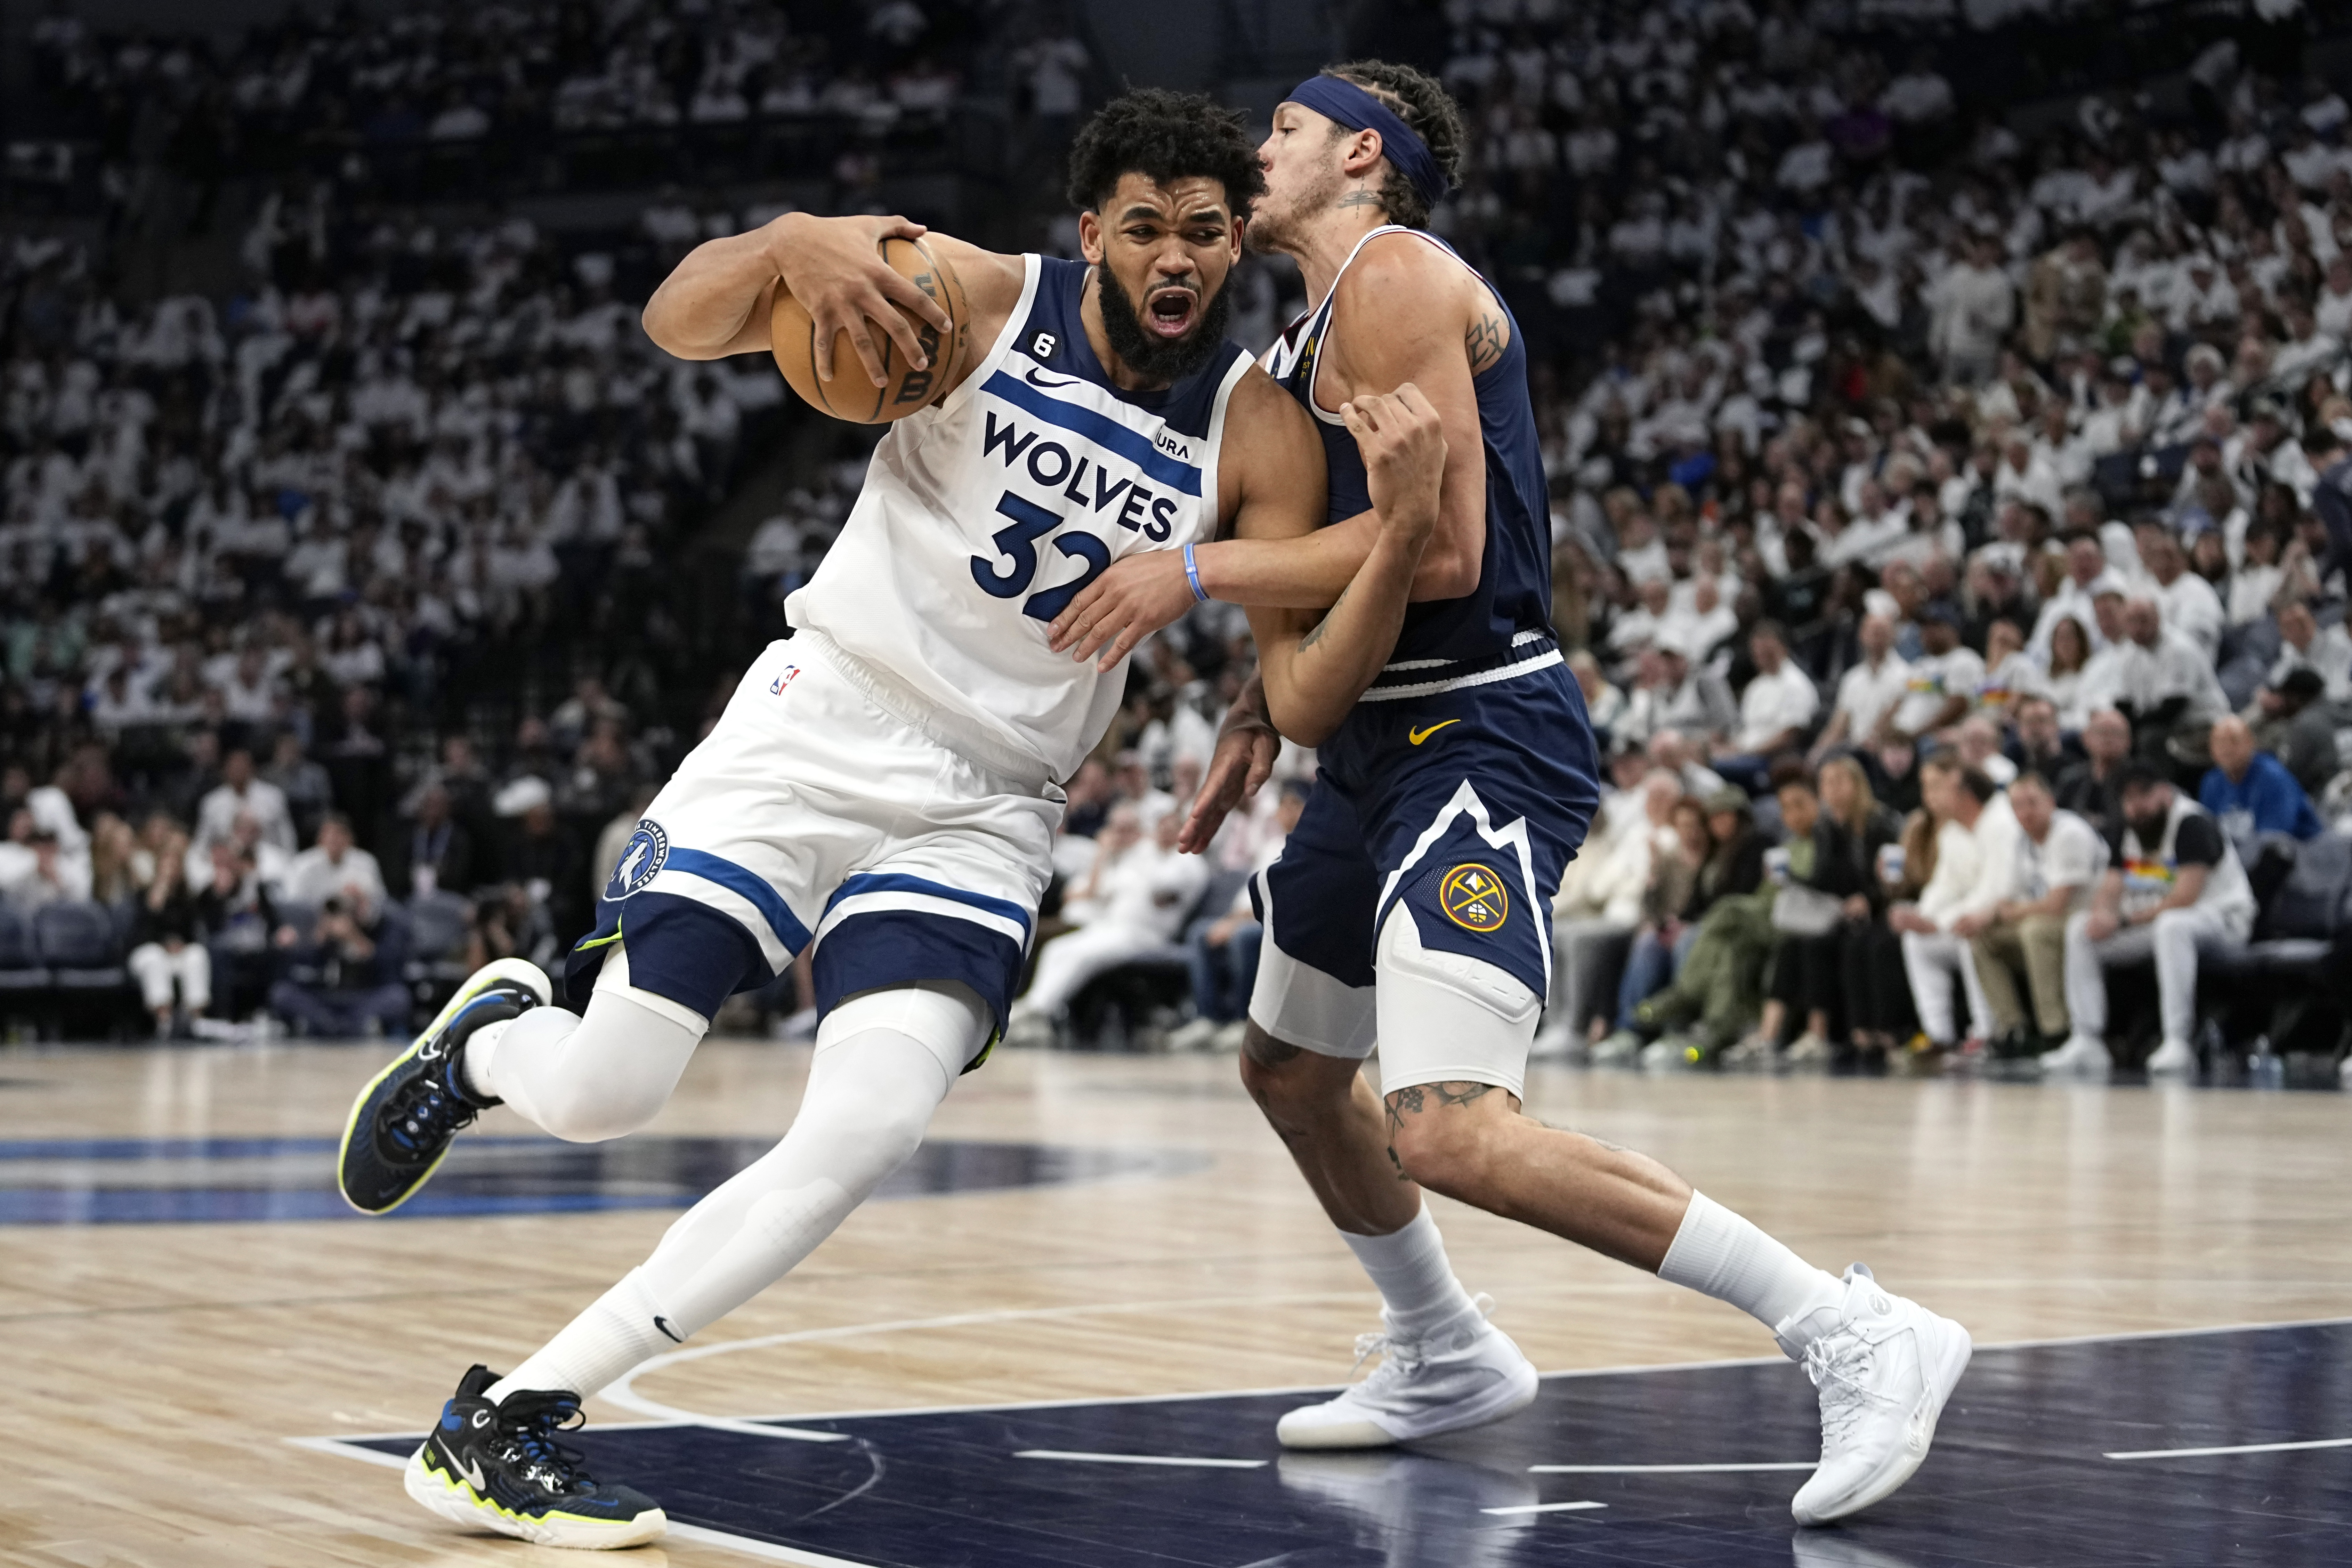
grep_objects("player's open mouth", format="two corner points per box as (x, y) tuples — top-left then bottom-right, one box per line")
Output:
(1145, 285), (1197, 339)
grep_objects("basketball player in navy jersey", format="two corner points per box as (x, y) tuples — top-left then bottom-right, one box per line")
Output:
(1046, 62), (1971, 1526)
(331, 91), (1455, 1549)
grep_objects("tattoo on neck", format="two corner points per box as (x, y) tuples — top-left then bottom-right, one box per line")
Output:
(1336, 191), (1384, 209)
(1466, 312), (1506, 373)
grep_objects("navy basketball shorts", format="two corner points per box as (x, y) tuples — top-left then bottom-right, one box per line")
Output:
(1246, 664), (1600, 1096)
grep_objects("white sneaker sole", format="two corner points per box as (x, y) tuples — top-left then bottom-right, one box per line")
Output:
(1792, 1313), (1973, 1526)
(1276, 1351), (1540, 1450)
(404, 1447), (666, 1549)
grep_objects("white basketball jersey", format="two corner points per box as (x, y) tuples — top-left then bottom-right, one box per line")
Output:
(787, 254), (1253, 782)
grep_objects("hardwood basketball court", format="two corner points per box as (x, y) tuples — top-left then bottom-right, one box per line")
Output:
(7, 1041), (2350, 1566)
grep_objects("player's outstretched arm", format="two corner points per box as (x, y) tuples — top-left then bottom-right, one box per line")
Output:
(1253, 386), (1446, 747)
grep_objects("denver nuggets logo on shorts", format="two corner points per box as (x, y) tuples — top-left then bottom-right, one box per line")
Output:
(606, 821), (669, 902)
(1438, 863), (1509, 933)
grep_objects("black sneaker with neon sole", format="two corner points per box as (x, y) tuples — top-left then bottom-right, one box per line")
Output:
(404, 1365), (666, 1550)
(337, 957), (549, 1214)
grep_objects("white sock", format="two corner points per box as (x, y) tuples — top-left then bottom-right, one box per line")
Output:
(1341, 1203), (1481, 1340)
(488, 1269), (676, 1403)
(1657, 1192), (1844, 1352)
(459, 1016), (518, 1101)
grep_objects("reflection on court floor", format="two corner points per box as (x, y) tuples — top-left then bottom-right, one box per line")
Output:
(0, 1135), (1209, 1223)
(317, 1320), (2352, 1567)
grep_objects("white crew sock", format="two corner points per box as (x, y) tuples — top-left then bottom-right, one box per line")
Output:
(459, 1016), (517, 1101)
(489, 1269), (676, 1403)
(1341, 1202), (1482, 1341)
(1656, 1191), (1845, 1352)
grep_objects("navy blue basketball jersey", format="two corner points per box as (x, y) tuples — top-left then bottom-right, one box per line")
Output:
(1260, 227), (1556, 690)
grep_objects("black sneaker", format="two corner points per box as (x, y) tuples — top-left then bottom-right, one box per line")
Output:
(404, 1365), (666, 1549)
(337, 958), (549, 1214)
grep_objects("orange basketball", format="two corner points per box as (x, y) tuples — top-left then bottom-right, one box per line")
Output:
(770, 235), (967, 423)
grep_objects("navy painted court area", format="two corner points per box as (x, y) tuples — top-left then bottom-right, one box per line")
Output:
(327, 1321), (2352, 1567)
(0, 1135), (1207, 1224)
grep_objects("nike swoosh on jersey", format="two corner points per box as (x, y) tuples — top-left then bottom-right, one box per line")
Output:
(1408, 720), (1461, 745)
(1025, 367), (1079, 388)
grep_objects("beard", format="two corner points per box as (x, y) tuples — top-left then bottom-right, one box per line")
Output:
(1096, 262), (1232, 385)
(1248, 160), (1345, 254)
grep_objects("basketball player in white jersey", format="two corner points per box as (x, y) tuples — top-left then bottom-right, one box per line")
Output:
(1040, 61), (1973, 1527)
(331, 89), (1449, 1549)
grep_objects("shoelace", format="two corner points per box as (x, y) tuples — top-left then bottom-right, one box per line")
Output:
(495, 1390), (593, 1490)
(1803, 1333), (1880, 1449)
(1347, 1292), (1498, 1387)
(380, 1064), (480, 1157)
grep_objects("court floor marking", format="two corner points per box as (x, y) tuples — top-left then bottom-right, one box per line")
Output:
(284, 1439), (879, 1568)
(1482, 1500), (1607, 1516)
(1013, 1449), (1268, 1468)
(1530, 1462), (1817, 1473)
(2106, 1436), (2352, 1461)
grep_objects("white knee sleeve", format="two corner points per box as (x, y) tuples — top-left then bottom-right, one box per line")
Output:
(636, 981), (987, 1340)
(1372, 905), (1539, 1099)
(478, 950), (710, 1142)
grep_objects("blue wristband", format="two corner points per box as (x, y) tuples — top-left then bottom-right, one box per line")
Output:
(1183, 541), (1210, 603)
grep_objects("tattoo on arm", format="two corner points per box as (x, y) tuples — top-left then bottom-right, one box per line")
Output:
(1299, 584), (1352, 649)
(1466, 312), (1506, 373)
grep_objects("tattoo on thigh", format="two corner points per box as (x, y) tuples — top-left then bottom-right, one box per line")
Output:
(1383, 1085), (1424, 1133)
(1384, 1081), (1497, 1133)
(1432, 1081), (1497, 1109)
(1387, 1145), (1413, 1181)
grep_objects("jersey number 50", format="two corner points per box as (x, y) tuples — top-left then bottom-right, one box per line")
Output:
(969, 492), (1111, 622)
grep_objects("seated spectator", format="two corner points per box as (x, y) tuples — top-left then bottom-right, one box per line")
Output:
(2268, 600), (2352, 704)
(1568, 650), (1626, 743)
(1970, 771), (2107, 1055)
(197, 842), (278, 1020)
(268, 894), (410, 1038)
(1884, 605), (1981, 746)
(282, 812), (387, 913)
(1847, 800), (1934, 1056)
(466, 882), (559, 971)
(395, 782), (479, 896)
(1731, 759), (1882, 1065)
(126, 835), (209, 1038)
(5, 829), (87, 911)
(1007, 807), (1206, 1039)
(2199, 716), (2323, 840)
(194, 746), (296, 863)
(1810, 611), (1910, 763)
(265, 730), (335, 847)
(1624, 789), (1774, 1062)
(2053, 761), (2258, 1075)
(2056, 709), (2134, 836)
(2247, 667), (2342, 799)
(1545, 767), (1678, 1049)
(1712, 621), (1819, 792)
(2042, 613), (2097, 732)
(1954, 716), (2019, 786)
(2005, 695), (2078, 779)
(1891, 753), (2018, 1055)
(1170, 783), (1303, 1053)
(1591, 793), (1713, 1062)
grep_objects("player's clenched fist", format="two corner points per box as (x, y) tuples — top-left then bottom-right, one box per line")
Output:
(1339, 383), (1445, 545)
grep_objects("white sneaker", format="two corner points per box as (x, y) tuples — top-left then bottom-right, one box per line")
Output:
(1276, 1297), (1539, 1449)
(1779, 1264), (1971, 1526)
(1210, 1020), (1250, 1053)
(1785, 1031), (1834, 1066)
(2338, 1053), (2352, 1090)
(1640, 1035), (1700, 1071)
(1528, 1019), (1584, 1061)
(1590, 1028), (1643, 1066)
(1164, 1017), (1221, 1053)
(1720, 1031), (1778, 1069)
(2144, 1037), (2198, 1076)
(2036, 1035), (2113, 1075)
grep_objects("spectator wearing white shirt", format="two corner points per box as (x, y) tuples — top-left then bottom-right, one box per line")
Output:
(1889, 754), (2019, 1050)
(194, 746), (295, 861)
(1008, 807), (1207, 1032)
(2093, 597), (2231, 742)
(2268, 599), (2352, 702)
(1970, 770), (2107, 1048)
(1812, 612), (1911, 760)
(2141, 526), (2225, 662)
(1713, 621), (1818, 789)
(280, 812), (387, 915)
(1886, 605), (1983, 743)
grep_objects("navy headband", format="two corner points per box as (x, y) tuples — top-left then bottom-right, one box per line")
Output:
(1285, 75), (1448, 212)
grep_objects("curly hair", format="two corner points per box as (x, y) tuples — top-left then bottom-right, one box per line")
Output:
(1065, 88), (1267, 219)
(1322, 59), (1466, 229)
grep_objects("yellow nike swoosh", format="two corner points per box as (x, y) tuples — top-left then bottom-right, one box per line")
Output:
(1408, 720), (1461, 745)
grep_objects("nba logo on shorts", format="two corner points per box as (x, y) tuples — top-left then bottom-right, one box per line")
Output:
(770, 664), (801, 696)
(1438, 863), (1508, 933)
(606, 820), (670, 902)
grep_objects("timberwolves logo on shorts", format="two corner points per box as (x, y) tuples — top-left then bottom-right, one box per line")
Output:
(606, 821), (670, 902)
(1439, 863), (1509, 933)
